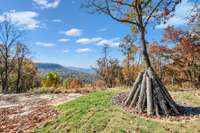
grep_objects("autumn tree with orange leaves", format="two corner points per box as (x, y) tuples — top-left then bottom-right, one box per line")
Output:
(149, 26), (200, 87)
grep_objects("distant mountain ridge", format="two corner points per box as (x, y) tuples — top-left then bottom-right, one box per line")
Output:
(66, 66), (95, 74)
(35, 63), (96, 83)
(36, 63), (65, 70)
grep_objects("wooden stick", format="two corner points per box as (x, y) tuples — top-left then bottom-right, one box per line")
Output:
(125, 72), (143, 105)
(146, 75), (153, 115)
(137, 72), (147, 112)
(130, 85), (141, 107)
(154, 101), (160, 116)
(147, 68), (180, 114)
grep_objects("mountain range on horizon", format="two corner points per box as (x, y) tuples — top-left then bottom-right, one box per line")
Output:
(35, 63), (96, 83)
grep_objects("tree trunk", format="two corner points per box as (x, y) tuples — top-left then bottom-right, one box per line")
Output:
(15, 62), (22, 93)
(2, 71), (8, 94)
(2, 55), (9, 94)
(146, 75), (153, 115)
(140, 27), (151, 69)
(127, 53), (131, 86)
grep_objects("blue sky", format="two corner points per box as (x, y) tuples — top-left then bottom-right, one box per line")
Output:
(0, 0), (195, 68)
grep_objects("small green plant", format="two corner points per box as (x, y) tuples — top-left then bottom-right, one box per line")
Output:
(42, 72), (61, 87)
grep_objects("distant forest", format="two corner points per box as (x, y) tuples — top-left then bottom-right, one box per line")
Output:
(36, 63), (97, 83)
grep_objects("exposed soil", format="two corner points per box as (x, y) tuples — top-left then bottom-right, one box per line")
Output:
(0, 93), (81, 133)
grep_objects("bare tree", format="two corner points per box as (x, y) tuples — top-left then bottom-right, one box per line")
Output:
(0, 19), (22, 93)
(83, 0), (182, 116)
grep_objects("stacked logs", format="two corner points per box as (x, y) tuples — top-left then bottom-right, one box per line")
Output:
(124, 68), (180, 116)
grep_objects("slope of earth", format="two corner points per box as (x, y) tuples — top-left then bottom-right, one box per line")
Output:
(36, 88), (200, 133)
(0, 93), (81, 133)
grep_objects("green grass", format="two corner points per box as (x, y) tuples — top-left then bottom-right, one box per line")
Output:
(172, 91), (200, 106)
(36, 88), (200, 133)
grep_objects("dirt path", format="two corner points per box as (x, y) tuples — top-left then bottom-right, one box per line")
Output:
(0, 93), (81, 133)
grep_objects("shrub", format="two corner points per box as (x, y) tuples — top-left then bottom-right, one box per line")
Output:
(42, 72), (61, 87)
(63, 78), (84, 89)
(93, 79), (105, 88)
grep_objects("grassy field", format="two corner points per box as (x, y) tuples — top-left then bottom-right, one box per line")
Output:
(36, 88), (200, 133)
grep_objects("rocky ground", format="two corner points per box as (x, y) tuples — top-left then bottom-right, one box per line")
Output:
(0, 93), (81, 133)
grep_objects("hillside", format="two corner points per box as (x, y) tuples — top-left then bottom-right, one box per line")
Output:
(66, 66), (95, 74)
(35, 63), (97, 83)
(36, 88), (200, 133)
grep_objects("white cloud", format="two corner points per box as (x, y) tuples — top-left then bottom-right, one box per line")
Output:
(36, 41), (54, 47)
(63, 49), (69, 53)
(76, 37), (120, 47)
(33, 0), (61, 9)
(156, 0), (195, 29)
(75, 48), (92, 53)
(0, 11), (40, 30)
(76, 37), (103, 44)
(58, 38), (70, 42)
(97, 38), (120, 47)
(52, 19), (62, 23)
(61, 28), (82, 37)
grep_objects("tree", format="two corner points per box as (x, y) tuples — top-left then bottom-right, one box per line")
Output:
(16, 59), (39, 92)
(64, 78), (84, 89)
(119, 35), (137, 86)
(190, 1), (200, 39)
(189, 3), (200, 85)
(95, 45), (122, 88)
(42, 72), (60, 87)
(95, 57), (122, 88)
(148, 42), (166, 82)
(94, 45), (108, 87)
(149, 27), (200, 86)
(0, 19), (22, 94)
(14, 43), (29, 93)
(84, 0), (182, 116)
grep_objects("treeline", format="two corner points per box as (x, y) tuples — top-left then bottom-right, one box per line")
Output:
(95, 26), (200, 89)
(0, 20), (39, 94)
(41, 72), (84, 89)
(149, 26), (200, 86)
(0, 20), (87, 94)
(94, 42), (139, 88)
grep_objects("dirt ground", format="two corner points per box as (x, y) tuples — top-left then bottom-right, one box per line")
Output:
(0, 93), (81, 133)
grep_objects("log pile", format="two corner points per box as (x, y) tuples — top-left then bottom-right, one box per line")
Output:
(124, 68), (180, 116)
